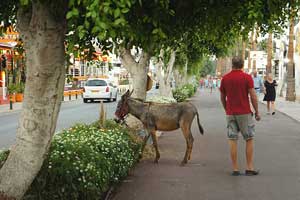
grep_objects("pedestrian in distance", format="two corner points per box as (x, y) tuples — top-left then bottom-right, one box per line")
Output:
(263, 73), (277, 115)
(213, 77), (217, 89)
(204, 78), (209, 88)
(220, 56), (261, 176)
(208, 77), (213, 94)
(199, 78), (204, 89)
(252, 70), (263, 97)
(217, 78), (221, 88)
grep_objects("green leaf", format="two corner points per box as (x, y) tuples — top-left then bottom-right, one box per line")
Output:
(152, 28), (159, 34)
(79, 30), (85, 39)
(72, 8), (79, 17)
(114, 18), (124, 26)
(84, 20), (90, 29)
(66, 12), (73, 19)
(99, 22), (108, 30)
(121, 8), (130, 13)
(110, 30), (117, 38)
(92, 26), (100, 34)
(69, 0), (75, 7)
(114, 8), (121, 18)
(98, 32), (106, 40)
(91, 11), (97, 18)
(86, 12), (92, 17)
(20, 0), (29, 5)
(104, 6), (110, 13)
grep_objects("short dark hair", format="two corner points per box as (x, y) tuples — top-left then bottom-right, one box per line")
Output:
(232, 57), (244, 69)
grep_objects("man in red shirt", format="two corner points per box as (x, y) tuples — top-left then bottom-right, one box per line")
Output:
(220, 57), (261, 176)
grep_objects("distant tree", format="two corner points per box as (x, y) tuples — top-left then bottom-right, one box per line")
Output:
(199, 58), (216, 78)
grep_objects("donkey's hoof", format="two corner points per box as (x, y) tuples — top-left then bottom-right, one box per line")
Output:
(180, 160), (187, 166)
(154, 159), (159, 164)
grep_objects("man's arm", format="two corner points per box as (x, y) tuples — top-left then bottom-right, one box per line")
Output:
(249, 88), (261, 121)
(220, 91), (226, 111)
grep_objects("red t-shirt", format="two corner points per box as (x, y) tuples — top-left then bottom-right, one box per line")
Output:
(220, 70), (254, 115)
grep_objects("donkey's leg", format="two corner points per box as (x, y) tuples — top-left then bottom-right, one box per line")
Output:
(180, 120), (193, 165)
(187, 132), (194, 160)
(149, 129), (160, 163)
(139, 132), (151, 159)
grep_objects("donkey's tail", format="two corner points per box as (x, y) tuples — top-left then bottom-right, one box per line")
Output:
(196, 112), (204, 135)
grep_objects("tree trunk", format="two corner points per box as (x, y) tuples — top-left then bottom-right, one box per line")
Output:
(286, 13), (296, 101)
(173, 68), (183, 88)
(0, 2), (66, 199)
(266, 32), (273, 74)
(252, 27), (258, 71)
(182, 60), (189, 84)
(120, 48), (150, 100)
(242, 41), (246, 62)
(279, 71), (287, 97)
(248, 30), (254, 71)
(158, 49), (176, 98)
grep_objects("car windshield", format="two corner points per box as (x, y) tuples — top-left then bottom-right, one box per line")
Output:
(86, 80), (107, 86)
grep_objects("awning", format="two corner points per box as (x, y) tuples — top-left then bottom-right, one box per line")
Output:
(0, 39), (18, 50)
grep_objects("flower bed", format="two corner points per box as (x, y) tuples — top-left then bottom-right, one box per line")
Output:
(146, 95), (176, 103)
(172, 83), (198, 102)
(0, 121), (142, 200)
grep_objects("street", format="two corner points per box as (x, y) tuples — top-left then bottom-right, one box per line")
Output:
(112, 89), (300, 200)
(0, 88), (159, 149)
(0, 99), (118, 149)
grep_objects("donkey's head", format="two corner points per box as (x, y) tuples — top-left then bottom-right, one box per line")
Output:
(114, 90), (133, 122)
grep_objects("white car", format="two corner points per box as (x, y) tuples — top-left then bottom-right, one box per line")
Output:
(83, 78), (118, 103)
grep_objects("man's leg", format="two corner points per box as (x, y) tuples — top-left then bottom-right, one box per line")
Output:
(246, 139), (254, 170)
(229, 139), (239, 171)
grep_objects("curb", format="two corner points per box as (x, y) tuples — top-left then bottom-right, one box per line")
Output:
(0, 99), (83, 115)
(259, 101), (300, 123)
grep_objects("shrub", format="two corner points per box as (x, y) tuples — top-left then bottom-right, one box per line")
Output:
(16, 83), (25, 93)
(0, 121), (142, 200)
(7, 84), (17, 94)
(172, 83), (198, 102)
(172, 88), (188, 102)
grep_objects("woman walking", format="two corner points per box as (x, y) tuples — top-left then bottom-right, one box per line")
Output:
(263, 73), (277, 115)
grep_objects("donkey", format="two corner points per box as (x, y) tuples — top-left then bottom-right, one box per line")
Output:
(115, 90), (204, 165)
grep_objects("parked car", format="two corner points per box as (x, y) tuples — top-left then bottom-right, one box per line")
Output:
(83, 78), (118, 103)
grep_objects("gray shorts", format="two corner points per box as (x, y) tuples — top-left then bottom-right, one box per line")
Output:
(226, 114), (255, 140)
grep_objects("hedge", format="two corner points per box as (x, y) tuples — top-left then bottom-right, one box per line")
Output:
(0, 120), (142, 200)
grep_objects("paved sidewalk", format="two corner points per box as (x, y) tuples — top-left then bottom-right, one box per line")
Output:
(112, 89), (300, 200)
(260, 96), (300, 122)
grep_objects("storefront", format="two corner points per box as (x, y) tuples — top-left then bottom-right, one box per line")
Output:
(0, 26), (22, 103)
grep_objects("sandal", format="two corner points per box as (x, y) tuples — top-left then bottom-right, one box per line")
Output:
(272, 112), (275, 115)
(231, 171), (241, 176)
(245, 170), (259, 176)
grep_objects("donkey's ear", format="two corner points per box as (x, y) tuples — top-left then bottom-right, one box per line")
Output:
(124, 90), (130, 96)
(129, 89), (134, 96)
